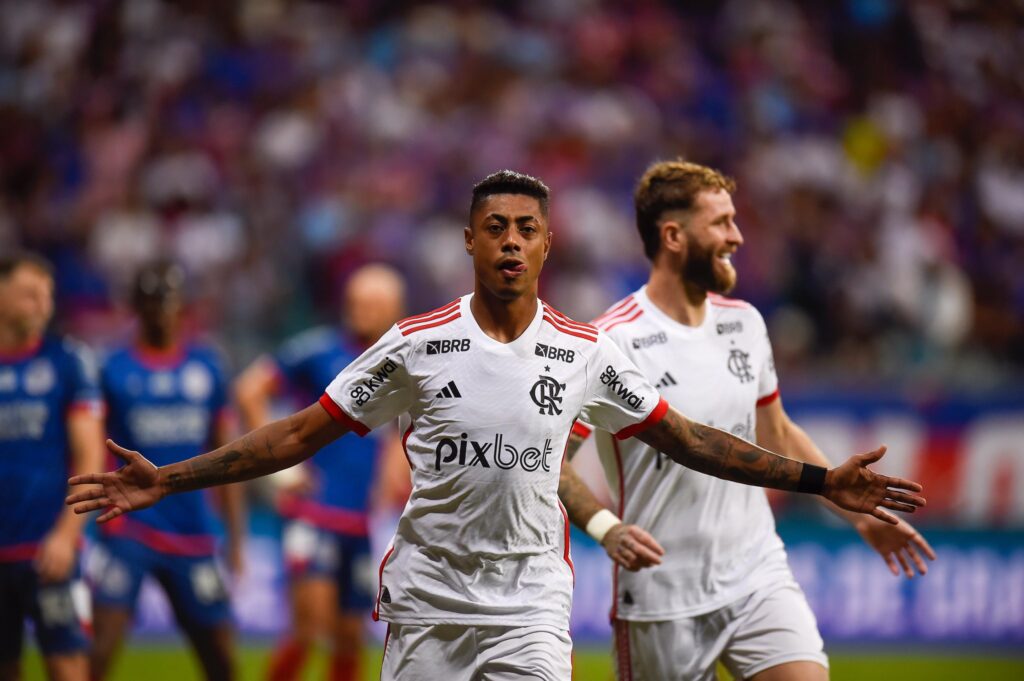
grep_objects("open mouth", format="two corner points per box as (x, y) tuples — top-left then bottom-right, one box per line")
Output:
(498, 259), (527, 278)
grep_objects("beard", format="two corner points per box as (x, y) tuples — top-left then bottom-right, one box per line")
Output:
(683, 233), (736, 294)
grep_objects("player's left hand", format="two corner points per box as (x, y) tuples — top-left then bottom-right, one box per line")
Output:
(34, 530), (76, 583)
(857, 516), (936, 578)
(602, 524), (665, 571)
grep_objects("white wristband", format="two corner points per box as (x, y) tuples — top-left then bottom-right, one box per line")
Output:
(585, 509), (621, 543)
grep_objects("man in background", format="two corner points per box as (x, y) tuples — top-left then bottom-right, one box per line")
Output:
(0, 252), (103, 681)
(235, 264), (405, 681)
(88, 261), (244, 681)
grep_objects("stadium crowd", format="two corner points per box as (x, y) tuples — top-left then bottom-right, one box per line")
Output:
(1, 0), (1022, 388)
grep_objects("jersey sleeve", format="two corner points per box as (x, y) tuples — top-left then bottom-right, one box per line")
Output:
(754, 315), (780, 407)
(320, 325), (413, 437)
(63, 338), (103, 415)
(580, 333), (668, 440)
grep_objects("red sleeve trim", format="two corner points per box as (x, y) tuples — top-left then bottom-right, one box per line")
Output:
(572, 421), (593, 439)
(615, 397), (669, 440)
(318, 393), (370, 436)
(67, 400), (105, 418)
(756, 389), (780, 407)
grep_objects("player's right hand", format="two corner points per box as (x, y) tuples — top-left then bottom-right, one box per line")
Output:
(65, 439), (163, 523)
(824, 446), (926, 525)
(601, 523), (665, 571)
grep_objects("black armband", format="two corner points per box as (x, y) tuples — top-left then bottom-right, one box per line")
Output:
(797, 464), (827, 494)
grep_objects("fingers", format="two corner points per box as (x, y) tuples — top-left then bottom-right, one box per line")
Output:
(106, 439), (138, 463)
(871, 507), (899, 525)
(882, 552), (900, 577)
(880, 499), (918, 514)
(906, 544), (929, 576)
(65, 487), (107, 505)
(70, 498), (112, 514)
(627, 527), (665, 559)
(857, 445), (887, 465)
(894, 550), (913, 578)
(68, 473), (108, 486)
(885, 489), (926, 507)
(96, 506), (124, 524)
(883, 476), (924, 494)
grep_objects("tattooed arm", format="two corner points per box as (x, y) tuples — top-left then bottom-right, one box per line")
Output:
(65, 402), (349, 523)
(558, 430), (664, 570)
(636, 406), (926, 524)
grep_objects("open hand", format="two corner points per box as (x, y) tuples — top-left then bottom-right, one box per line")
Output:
(602, 523), (666, 571)
(858, 516), (937, 578)
(824, 446), (926, 524)
(65, 440), (163, 523)
(34, 530), (77, 583)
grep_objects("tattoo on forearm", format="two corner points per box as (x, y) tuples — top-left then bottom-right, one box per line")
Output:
(164, 422), (294, 494)
(637, 409), (804, 492)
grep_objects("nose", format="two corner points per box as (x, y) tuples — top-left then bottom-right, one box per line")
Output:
(501, 228), (522, 252)
(728, 220), (744, 247)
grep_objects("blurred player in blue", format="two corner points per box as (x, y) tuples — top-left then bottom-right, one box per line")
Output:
(235, 264), (406, 681)
(0, 252), (103, 681)
(88, 261), (245, 681)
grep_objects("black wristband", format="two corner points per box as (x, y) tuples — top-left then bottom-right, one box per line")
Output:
(797, 464), (827, 494)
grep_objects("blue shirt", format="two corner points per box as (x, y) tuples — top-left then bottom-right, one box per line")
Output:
(0, 336), (101, 560)
(101, 344), (229, 555)
(273, 327), (380, 535)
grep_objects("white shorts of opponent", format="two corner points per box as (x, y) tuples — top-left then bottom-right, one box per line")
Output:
(614, 581), (828, 681)
(381, 623), (573, 680)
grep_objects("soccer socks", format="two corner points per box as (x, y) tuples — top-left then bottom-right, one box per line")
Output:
(329, 652), (360, 681)
(267, 639), (309, 681)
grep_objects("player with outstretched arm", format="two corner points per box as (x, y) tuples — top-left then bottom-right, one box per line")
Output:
(66, 171), (926, 681)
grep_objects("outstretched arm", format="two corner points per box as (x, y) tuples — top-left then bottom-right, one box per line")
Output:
(636, 406), (926, 524)
(67, 402), (350, 522)
(558, 430), (664, 570)
(756, 398), (936, 576)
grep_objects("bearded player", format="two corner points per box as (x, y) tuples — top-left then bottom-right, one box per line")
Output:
(563, 161), (937, 681)
(0, 253), (103, 681)
(235, 264), (405, 681)
(67, 171), (926, 681)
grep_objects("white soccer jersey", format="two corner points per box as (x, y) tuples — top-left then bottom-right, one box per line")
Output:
(320, 293), (667, 628)
(577, 286), (791, 621)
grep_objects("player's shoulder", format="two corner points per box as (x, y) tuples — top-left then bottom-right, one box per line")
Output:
(540, 300), (599, 345)
(707, 293), (767, 330)
(590, 293), (646, 336)
(183, 341), (230, 371)
(278, 325), (340, 362)
(395, 297), (464, 339)
(51, 334), (99, 368)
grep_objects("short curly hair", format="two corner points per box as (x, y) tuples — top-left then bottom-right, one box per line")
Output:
(471, 170), (550, 218)
(634, 160), (736, 260)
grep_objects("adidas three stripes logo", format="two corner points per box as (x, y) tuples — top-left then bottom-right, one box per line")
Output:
(435, 381), (462, 399)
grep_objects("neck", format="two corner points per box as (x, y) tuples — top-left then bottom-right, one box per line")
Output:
(470, 284), (538, 343)
(645, 262), (707, 327)
(137, 330), (177, 352)
(0, 326), (40, 356)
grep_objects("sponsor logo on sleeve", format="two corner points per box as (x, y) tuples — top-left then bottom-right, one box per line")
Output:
(534, 342), (575, 363)
(631, 332), (668, 350)
(349, 357), (398, 406)
(716, 321), (743, 335)
(434, 432), (553, 472)
(599, 365), (646, 410)
(426, 339), (471, 355)
(530, 374), (566, 415)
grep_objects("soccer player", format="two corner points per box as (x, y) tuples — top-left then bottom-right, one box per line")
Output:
(234, 263), (406, 681)
(87, 261), (243, 681)
(0, 252), (102, 681)
(563, 160), (938, 681)
(66, 171), (926, 681)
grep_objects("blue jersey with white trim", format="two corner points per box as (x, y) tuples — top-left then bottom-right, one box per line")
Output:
(272, 328), (379, 527)
(0, 336), (101, 556)
(101, 344), (229, 546)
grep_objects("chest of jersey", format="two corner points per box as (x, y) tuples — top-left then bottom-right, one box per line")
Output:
(0, 356), (64, 442)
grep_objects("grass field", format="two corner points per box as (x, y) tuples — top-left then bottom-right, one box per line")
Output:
(22, 646), (1024, 680)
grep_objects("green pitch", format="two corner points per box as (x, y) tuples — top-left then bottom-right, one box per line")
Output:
(23, 646), (1024, 680)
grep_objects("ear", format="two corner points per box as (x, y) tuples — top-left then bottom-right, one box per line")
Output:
(543, 229), (552, 262)
(659, 219), (685, 255)
(464, 226), (474, 256)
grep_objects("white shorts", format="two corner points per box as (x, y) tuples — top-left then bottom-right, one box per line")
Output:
(381, 622), (573, 680)
(614, 581), (828, 681)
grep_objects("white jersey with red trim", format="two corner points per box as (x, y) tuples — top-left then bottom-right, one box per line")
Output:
(321, 293), (667, 628)
(578, 286), (791, 620)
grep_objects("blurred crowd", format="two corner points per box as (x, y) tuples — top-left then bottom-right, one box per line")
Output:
(1, 0), (1022, 389)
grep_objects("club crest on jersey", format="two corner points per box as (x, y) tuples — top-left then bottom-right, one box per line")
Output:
(727, 349), (755, 383)
(24, 359), (55, 396)
(349, 356), (398, 406)
(534, 342), (575, 363)
(426, 339), (470, 355)
(530, 374), (565, 415)
(599, 365), (646, 410)
(434, 432), (553, 472)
